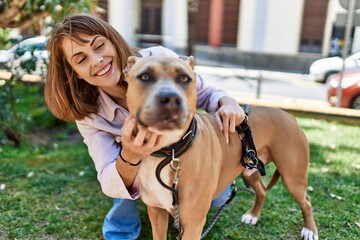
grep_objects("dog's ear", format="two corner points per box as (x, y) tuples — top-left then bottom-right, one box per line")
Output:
(186, 55), (195, 69)
(179, 55), (195, 69)
(123, 56), (138, 79)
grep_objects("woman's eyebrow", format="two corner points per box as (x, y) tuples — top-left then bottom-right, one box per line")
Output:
(90, 35), (100, 47)
(71, 51), (83, 61)
(70, 36), (101, 61)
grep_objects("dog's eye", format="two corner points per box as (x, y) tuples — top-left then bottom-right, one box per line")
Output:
(138, 73), (150, 81)
(179, 74), (191, 83)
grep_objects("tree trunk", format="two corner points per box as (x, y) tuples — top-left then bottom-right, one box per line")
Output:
(187, 0), (199, 56)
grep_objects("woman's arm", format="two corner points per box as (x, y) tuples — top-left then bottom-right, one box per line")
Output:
(76, 118), (141, 199)
(117, 117), (163, 187)
(195, 73), (245, 143)
(76, 117), (163, 198)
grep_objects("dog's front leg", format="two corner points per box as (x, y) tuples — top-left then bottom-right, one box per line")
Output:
(147, 206), (169, 240)
(180, 205), (209, 240)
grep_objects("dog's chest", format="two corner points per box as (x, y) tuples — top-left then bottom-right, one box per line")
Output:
(138, 156), (173, 212)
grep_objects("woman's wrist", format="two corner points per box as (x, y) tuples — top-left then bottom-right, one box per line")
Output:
(119, 149), (142, 166)
(218, 96), (237, 107)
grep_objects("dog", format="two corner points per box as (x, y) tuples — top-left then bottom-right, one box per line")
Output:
(123, 55), (318, 240)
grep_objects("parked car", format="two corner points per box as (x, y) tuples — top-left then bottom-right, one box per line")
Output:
(0, 36), (48, 77)
(327, 71), (360, 109)
(309, 51), (360, 83)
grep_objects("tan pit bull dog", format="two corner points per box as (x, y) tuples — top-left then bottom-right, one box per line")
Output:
(123, 56), (318, 240)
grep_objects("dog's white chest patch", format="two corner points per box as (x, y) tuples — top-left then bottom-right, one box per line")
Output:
(138, 156), (173, 212)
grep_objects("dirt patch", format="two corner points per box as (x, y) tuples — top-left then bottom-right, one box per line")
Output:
(1, 127), (83, 147)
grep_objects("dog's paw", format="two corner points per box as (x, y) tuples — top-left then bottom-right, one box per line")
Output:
(301, 227), (318, 240)
(241, 213), (258, 225)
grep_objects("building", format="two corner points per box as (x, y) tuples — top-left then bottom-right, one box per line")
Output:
(102, 0), (360, 73)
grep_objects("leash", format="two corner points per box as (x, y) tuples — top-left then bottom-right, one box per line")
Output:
(200, 182), (237, 239)
(236, 104), (266, 176)
(200, 180), (255, 239)
(153, 118), (198, 239)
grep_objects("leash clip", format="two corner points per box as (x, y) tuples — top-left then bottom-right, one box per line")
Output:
(170, 149), (181, 190)
(170, 149), (181, 171)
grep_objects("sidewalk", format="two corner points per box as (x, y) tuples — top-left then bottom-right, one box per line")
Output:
(235, 96), (360, 126)
(194, 65), (360, 126)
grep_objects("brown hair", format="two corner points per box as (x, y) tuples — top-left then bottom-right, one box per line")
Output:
(44, 13), (134, 122)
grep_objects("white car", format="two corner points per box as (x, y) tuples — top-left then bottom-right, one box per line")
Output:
(309, 51), (360, 83)
(0, 36), (48, 77)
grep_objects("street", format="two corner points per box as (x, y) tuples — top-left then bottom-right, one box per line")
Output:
(195, 65), (330, 107)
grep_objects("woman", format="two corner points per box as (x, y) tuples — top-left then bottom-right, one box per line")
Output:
(44, 13), (245, 239)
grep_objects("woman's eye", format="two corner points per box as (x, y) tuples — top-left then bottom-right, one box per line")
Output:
(96, 43), (105, 50)
(77, 57), (86, 64)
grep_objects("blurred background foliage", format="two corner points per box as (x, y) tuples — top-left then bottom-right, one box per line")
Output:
(0, 0), (97, 31)
(0, 0), (100, 146)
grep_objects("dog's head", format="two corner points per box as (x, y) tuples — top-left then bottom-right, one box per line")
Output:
(123, 56), (197, 136)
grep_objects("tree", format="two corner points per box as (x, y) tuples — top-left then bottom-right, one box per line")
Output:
(0, 0), (98, 31)
(187, 0), (199, 56)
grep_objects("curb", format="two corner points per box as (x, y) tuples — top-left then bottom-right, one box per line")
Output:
(235, 97), (360, 126)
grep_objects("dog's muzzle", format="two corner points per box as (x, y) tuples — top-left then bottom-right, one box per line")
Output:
(156, 89), (182, 111)
(137, 88), (189, 131)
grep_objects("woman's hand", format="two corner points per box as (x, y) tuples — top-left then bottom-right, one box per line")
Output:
(215, 96), (245, 144)
(120, 116), (164, 163)
(117, 116), (164, 188)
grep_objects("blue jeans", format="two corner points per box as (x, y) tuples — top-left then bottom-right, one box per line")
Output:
(103, 185), (232, 239)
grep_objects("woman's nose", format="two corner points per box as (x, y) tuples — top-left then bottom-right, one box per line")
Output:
(92, 55), (104, 66)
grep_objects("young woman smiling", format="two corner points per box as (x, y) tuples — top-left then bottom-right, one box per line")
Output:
(44, 13), (245, 239)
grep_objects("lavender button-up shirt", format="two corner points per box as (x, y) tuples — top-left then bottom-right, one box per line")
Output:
(76, 46), (228, 199)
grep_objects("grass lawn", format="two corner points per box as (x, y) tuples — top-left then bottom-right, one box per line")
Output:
(0, 84), (359, 239)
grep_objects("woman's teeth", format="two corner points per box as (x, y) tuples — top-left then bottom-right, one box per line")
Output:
(97, 63), (111, 76)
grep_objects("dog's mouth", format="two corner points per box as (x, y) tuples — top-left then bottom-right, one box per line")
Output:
(136, 109), (188, 131)
(154, 113), (181, 130)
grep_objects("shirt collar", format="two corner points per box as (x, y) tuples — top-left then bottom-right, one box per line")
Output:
(97, 88), (128, 121)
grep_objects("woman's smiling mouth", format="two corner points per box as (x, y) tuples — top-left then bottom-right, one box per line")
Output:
(96, 63), (112, 76)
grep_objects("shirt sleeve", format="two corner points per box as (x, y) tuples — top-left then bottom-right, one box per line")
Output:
(76, 118), (140, 200)
(195, 73), (228, 112)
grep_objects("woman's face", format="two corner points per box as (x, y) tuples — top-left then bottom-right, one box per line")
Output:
(61, 34), (121, 88)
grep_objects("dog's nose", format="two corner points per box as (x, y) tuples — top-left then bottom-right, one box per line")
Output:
(157, 90), (182, 110)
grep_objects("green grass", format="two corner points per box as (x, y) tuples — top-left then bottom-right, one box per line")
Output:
(201, 118), (360, 240)
(0, 84), (359, 239)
